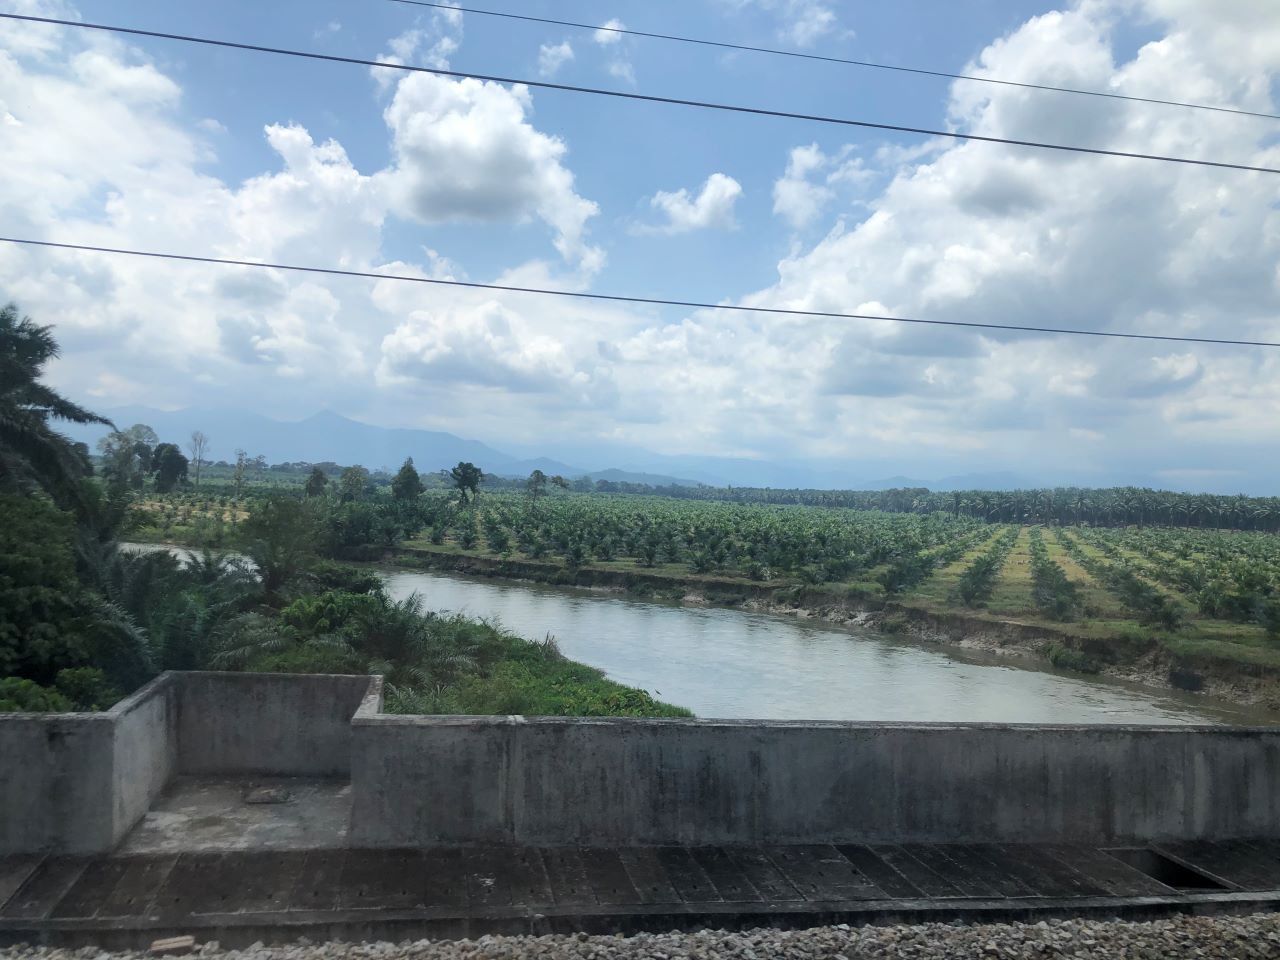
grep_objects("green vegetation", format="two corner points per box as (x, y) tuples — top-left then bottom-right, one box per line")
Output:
(0, 305), (688, 717)
(388, 491), (1280, 689)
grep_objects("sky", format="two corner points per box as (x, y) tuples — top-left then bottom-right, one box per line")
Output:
(1, 0), (1279, 490)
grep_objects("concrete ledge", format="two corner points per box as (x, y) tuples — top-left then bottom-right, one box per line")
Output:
(349, 715), (1280, 847)
(6, 671), (1280, 855)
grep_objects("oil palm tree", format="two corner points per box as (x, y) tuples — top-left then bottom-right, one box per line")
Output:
(0, 303), (111, 501)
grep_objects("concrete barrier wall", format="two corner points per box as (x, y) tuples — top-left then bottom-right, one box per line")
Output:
(0, 712), (115, 854)
(0, 672), (374, 853)
(349, 716), (1280, 847)
(109, 674), (179, 842)
(175, 672), (374, 777)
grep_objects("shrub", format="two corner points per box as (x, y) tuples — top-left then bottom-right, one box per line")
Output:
(0, 677), (73, 712)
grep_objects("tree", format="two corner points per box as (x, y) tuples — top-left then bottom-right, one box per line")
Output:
(339, 465), (371, 503)
(391, 457), (424, 501)
(305, 466), (329, 498)
(151, 443), (189, 493)
(0, 493), (85, 679)
(98, 424), (159, 491)
(233, 449), (248, 498)
(242, 496), (319, 597)
(0, 303), (111, 503)
(448, 461), (484, 503)
(526, 469), (547, 500)
(550, 474), (569, 492)
(188, 431), (209, 489)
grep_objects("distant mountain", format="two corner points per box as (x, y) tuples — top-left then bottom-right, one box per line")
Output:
(62, 407), (709, 486)
(64, 407), (519, 475)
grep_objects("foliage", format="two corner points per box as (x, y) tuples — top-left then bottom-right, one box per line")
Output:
(242, 495), (319, 596)
(338, 465), (371, 503)
(448, 461), (484, 503)
(953, 527), (1019, 607)
(1044, 642), (1101, 674)
(0, 677), (73, 713)
(1028, 527), (1082, 620)
(53, 667), (122, 711)
(391, 457), (424, 501)
(0, 493), (87, 679)
(151, 443), (189, 493)
(0, 302), (111, 505)
(304, 466), (328, 498)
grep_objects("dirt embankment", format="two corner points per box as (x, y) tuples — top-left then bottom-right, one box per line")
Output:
(389, 545), (1280, 709)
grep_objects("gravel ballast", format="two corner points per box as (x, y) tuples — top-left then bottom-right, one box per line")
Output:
(6, 915), (1280, 960)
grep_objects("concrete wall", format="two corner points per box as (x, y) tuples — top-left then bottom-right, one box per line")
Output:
(175, 672), (374, 777)
(349, 716), (1280, 847)
(8, 671), (1280, 854)
(0, 671), (374, 854)
(0, 711), (115, 854)
(109, 674), (179, 842)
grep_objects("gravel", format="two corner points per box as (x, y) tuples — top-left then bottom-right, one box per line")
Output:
(6, 915), (1280, 960)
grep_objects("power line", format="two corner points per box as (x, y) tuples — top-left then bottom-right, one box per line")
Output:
(388, 0), (1280, 123)
(5, 13), (1278, 177)
(5, 237), (1278, 348)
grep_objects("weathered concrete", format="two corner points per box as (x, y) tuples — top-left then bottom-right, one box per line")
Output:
(0, 672), (373, 854)
(110, 674), (179, 845)
(0, 674), (177, 855)
(349, 716), (1280, 848)
(120, 776), (352, 854)
(7, 671), (1280, 856)
(175, 672), (371, 777)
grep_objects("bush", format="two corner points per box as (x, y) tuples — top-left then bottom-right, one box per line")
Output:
(0, 677), (73, 712)
(1044, 641), (1100, 674)
(54, 667), (121, 711)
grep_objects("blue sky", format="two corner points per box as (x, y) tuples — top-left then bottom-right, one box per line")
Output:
(2, 0), (1279, 490)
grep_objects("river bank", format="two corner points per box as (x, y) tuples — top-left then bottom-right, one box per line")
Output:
(388, 544), (1280, 711)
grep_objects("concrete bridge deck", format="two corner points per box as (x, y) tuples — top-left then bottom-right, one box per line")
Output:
(5, 840), (1280, 948)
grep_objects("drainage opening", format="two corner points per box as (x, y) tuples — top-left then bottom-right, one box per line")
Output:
(1103, 848), (1227, 890)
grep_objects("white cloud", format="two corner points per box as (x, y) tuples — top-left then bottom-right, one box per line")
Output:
(641, 173), (743, 234)
(771, 144), (873, 229)
(4, 0), (1280, 488)
(593, 18), (625, 45)
(538, 40), (573, 77)
(607, 58), (636, 86)
(379, 72), (602, 270)
(725, 0), (842, 47)
(599, 1), (1280, 476)
(370, 5), (462, 92)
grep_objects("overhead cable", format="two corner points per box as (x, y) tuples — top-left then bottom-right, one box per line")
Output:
(3, 13), (1278, 176)
(6, 237), (1278, 348)
(387, 0), (1280, 122)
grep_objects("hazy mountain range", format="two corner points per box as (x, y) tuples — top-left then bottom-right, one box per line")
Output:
(61, 406), (1232, 493)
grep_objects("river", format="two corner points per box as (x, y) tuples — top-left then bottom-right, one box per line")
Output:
(125, 543), (1274, 725)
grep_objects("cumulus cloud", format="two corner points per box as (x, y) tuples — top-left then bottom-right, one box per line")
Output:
(4, 0), (1280, 488)
(379, 73), (602, 270)
(0, 4), (604, 418)
(593, 18), (625, 45)
(370, 3), (462, 91)
(640, 173), (743, 234)
(772, 144), (874, 230)
(538, 40), (573, 77)
(600, 1), (1280, 477)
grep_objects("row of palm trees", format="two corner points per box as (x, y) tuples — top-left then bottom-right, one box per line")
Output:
(660, 482), (1279, 533)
